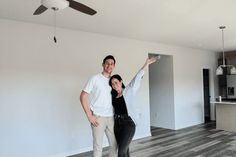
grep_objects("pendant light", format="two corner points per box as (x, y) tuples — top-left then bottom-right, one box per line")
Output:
(216, 26), (236, 75)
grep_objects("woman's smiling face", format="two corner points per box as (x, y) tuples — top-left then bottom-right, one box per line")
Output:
(111, 78), (123, 92)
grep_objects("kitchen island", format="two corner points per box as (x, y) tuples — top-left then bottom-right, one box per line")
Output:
(214, 101), (236, 132)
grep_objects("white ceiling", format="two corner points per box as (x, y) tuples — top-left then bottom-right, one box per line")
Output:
(1, 0), (236, 51)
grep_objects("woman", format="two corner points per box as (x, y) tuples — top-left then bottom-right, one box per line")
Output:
(109, 57), (157, 157)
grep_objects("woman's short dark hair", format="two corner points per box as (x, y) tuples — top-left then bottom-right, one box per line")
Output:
(103, 55), (116, 64)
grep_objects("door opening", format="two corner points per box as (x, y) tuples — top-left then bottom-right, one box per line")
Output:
(203, 69), (211, 123)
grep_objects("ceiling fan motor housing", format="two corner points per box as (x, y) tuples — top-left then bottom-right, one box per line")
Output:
(41, 0), (69, 10)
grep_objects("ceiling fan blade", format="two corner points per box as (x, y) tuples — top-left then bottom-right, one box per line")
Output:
(33, 5), (48, 15)
(67, 0), (97, 15)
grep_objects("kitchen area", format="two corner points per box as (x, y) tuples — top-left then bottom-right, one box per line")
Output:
(212, 51), (236, 132)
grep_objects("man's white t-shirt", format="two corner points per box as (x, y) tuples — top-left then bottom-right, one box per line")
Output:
(83, 73), (113, 117)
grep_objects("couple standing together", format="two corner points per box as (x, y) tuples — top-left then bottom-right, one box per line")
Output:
(80, 55), (157, 157)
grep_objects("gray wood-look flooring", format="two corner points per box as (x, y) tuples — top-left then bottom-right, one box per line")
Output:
(69, 122), (236, 157)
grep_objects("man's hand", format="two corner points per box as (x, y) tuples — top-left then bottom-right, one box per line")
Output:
(88, 114), (99, 127)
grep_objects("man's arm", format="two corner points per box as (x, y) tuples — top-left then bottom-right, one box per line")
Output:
(80, 91), (99, 127)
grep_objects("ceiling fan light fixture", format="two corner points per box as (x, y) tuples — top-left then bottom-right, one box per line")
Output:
(34, 0), (97, 15)
(42, 0), (69, 10)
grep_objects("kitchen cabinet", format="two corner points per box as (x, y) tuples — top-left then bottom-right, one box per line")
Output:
(218, 51), (236, 98)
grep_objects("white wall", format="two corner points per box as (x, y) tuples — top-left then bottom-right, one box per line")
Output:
(0, 19), (217, 157)
(173, 51), (217, 129)
(149, 55), (175, 129)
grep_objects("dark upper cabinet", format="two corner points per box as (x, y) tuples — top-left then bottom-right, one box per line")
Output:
(218, 51), (236, 98)
(226, 55), (236, 67)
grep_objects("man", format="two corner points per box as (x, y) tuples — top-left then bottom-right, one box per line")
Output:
(80, 55), (117, 157)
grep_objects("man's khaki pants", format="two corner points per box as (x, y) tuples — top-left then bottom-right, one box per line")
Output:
(91, 115), (117, 157)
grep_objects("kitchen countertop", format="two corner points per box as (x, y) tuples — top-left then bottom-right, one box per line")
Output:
(211, 101), (236, 105)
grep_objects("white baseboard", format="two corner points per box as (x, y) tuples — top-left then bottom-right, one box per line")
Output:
(47, 146), (92, 157)
(50, 132), (151, 157)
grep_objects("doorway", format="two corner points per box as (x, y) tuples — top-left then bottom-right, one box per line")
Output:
(149, 54), (175, 129)
(203, 69), (211, 122)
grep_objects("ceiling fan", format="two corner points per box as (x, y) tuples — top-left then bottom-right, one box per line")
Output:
(33, 0), (97, 43)
(33, 0), (97, 15)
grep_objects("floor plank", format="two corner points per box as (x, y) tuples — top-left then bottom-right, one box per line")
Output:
(68, 122), (236, 157)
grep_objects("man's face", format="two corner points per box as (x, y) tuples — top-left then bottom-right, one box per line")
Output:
(102, 59), (115, 74)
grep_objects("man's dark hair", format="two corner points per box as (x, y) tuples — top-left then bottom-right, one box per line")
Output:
(103, 55), (116, 64)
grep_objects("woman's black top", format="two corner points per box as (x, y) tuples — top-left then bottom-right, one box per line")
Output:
(112, 96), (128, 115)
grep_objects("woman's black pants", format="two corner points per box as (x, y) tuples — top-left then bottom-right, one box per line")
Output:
(114, 115), (136, 157)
